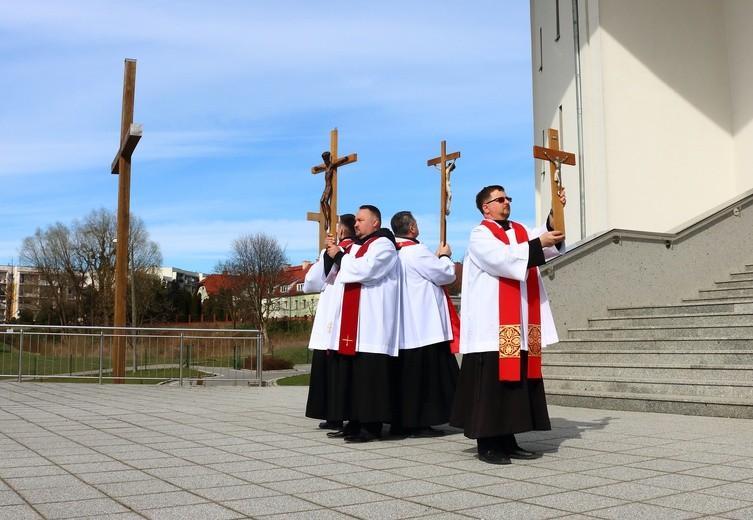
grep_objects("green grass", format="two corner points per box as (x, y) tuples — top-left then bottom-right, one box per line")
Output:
(275, 373), (310, 386)
(272, 345), (312, 365)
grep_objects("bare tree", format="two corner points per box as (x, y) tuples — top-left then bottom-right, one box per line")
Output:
(219, 232), (287, 346)
(76, 208), (117, 326)
(20, 223), (87, 325)
(126, 216), (163, 326)
(19, 208), (162, 326)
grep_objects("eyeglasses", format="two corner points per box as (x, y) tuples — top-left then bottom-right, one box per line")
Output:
(484, 196), (512, 205)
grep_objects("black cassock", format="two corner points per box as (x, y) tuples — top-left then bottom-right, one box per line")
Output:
(397, 340), (459, 428)
(450, 350), (550, 439)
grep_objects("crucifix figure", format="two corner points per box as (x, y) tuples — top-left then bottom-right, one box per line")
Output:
(311, 128), (357, 235)
(533, 128), (575, 233)
(110, 58), (142, 383)
(427, 140), (461, 244)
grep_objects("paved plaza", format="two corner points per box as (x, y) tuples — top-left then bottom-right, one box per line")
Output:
(1, 380), (752, 519)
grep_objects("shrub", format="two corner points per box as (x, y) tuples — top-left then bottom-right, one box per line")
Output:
(244, 355), (294, 371)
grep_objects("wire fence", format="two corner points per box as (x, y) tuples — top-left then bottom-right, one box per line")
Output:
(0, 324), (263, 386)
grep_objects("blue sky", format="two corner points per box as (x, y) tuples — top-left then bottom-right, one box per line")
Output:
(1, 1), (535, 274)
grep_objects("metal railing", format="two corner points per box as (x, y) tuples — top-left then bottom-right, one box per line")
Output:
(0, 324), (263, 385)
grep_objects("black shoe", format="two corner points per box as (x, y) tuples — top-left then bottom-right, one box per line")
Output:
(505, 447), (539, 460)
(344, 429), (379, 443)
(410, 427), (445, 438)
(319, 421), (343, 430)
(478, 450), (511, 465)
(388, 425), (409, 437)
(327, 422), (358, 438)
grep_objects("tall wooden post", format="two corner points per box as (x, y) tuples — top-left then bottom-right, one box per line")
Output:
(427, 141), (460, 244)
(311, 128), (357, 235)
(111, 59), (142, 383)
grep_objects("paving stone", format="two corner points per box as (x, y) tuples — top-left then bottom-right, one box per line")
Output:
(1, 385), (752, 519)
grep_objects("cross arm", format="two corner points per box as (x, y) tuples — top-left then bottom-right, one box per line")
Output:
(533, 146), (575, 166)
(111, 123), (143, 174)
(427, 151), (461, 167)
(311, 153), (358, 174)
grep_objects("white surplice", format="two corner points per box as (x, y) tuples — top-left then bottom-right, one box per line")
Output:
(459, 220), (565, 355)
(395, 238), (456, 350)
(332, 236), (400, 356)
(304, 249), (344, 351)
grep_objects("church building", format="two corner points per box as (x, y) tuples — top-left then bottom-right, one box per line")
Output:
(528, 1), (753, 418)
(531, 0), (753, 240)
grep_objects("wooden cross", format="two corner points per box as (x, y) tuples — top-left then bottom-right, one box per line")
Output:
(533, 128), (575, 233)
(427, 140), (460, 244)
(306, 211), (327, 253)
(311, 128), (357, 234)
(110, 58), (142, 383)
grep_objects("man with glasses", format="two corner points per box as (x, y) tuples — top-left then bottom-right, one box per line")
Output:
(450, 185), (566, 465)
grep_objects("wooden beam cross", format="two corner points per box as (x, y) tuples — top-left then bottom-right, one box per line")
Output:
(311, 128), (357, 235)
(427, 140), (460, 244)
(110, 58), (142, 383)
(533, 128), (575, 233)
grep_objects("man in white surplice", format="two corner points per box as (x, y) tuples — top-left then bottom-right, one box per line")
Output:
(391, 210), (459, 437)
(450, 184), (567, 465)
(324, 204), (400, 443)
(303, 213), (355, 431)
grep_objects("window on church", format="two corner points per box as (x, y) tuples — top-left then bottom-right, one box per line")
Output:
(555, 0), (561, 41)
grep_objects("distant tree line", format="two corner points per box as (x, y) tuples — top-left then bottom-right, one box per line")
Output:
(15, 210), (291, 342)
(16, 208), (192, 327)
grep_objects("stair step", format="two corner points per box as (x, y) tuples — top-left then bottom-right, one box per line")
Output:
(553, 337), (753, 350)
(714, 279), (753, 289)
(544, 375), (753, 398)
(729, 271), (753, 281)
(683, 295), (753, 304)
(546, 390), (753, 419)
(545, 349), (753, 364)
(608, 301), (753, 317)
(568, 324), (753, 340)
(543, 361), (753, 381)
(698, 287), (753, 297)
(589, 313), (753, 328)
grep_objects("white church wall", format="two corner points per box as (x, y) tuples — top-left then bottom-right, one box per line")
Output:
(532, 0), (746, 241)
(724, 0), (753, 195)
(597, 0), (734, 233)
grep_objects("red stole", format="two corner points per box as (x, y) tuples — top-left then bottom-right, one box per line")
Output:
(339, 238), (354, 252)
(396, 240), (460, 353)
(480, 220), (543, 381)
(337, 237), (377, 355)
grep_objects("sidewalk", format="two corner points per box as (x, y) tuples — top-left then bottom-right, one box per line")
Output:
(1, 382), (752, 519)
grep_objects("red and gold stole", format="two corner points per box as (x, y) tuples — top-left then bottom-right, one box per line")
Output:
(337, 236), (378, 355)
(396, 240), (461, 354)
(480, 220), (543, 381)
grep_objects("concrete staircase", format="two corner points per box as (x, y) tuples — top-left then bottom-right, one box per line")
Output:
(543, 262), (753, 419)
